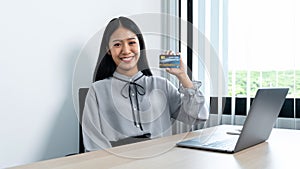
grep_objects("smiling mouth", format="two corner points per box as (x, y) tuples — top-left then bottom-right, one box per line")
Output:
(120, 56), (134, 62)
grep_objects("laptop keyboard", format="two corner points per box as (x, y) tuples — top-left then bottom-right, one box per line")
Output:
(202, 138), (237, 149)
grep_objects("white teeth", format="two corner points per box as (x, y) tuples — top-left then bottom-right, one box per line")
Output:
(121, 56), (133, 61)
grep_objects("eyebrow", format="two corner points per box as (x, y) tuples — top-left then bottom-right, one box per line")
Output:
(112, 37), (137, 42)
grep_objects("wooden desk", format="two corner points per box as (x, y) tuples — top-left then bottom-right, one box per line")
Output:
(11, 125), (300, 169)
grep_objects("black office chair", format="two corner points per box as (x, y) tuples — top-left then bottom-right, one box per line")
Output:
(65, 88), (88, 156)
(78, 88), (89, 153)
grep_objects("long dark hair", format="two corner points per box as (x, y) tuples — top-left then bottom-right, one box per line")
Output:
(93, 16), (152, 82)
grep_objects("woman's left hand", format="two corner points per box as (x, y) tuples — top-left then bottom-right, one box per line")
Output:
(166, 57), (186, 78)
(164, 51), (185, 77)
(164, 51), (193, 88)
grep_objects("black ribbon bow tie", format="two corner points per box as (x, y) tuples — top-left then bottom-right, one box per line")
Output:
(113, 74), (145, 98)
(113, 74), (145, 131)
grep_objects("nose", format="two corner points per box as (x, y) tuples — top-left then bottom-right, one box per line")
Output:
(121, 43), (130, 55)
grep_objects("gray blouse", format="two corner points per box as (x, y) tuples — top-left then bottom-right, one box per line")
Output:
(82, 71), (209, 151)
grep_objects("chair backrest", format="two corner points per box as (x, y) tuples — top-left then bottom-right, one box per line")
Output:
(78, 88), (89, 153)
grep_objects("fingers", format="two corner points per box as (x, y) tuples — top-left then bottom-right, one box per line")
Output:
(164, 50), (174, 55)
(164, 50), (173, 55)
(164, 50), (180, 56)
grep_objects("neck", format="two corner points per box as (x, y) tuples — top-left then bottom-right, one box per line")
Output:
(115, 68), (139, 77)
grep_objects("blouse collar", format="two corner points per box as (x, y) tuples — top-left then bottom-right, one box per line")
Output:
(112, 71), (144, 82)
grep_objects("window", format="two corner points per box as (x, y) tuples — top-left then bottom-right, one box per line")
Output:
(185, 0), (300, 129)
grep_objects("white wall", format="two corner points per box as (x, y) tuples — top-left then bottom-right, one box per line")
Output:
(0, 0), (162, 168)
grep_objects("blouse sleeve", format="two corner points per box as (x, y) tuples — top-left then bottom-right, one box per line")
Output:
(82, 85), (112, 151)
(167, 80), (209, 125)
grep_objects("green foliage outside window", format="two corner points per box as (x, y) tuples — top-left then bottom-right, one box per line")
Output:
(228, 70), (300, 97)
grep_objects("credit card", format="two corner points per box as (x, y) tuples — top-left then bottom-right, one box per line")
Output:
(159, 54), (180, 68)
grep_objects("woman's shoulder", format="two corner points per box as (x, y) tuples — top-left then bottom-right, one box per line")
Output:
(144, 75), (177, 88)
(145, 75), (167, 82)
(92, 77), (112, 87)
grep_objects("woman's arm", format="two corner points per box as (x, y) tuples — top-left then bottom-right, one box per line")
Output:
(166, 79), (209, 124)
(164, 51), (209, 124)
(82, 86), (112, 151)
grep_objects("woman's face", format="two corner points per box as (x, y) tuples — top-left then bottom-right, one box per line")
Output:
(108, 27), (140, 77)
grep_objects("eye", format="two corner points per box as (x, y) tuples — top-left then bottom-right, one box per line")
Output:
(113, 43), (121, 47)
(129, 41), (136, 45)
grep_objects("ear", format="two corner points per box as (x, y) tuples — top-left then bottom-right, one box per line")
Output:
(106, 47), (111, 55)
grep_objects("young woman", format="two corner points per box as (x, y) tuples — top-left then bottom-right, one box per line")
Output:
(82, 16), (209, 151)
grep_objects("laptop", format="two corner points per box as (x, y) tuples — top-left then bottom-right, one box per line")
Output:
(176, 88), (289, 153)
